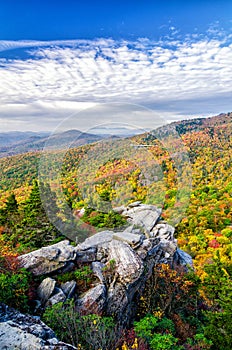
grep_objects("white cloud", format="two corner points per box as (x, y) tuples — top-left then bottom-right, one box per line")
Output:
(0, 33), (232, 131)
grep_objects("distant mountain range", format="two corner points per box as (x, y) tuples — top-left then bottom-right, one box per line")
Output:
(0, 130), (104, 158)
(0, 131), (49, 147)
(1, 112), (231, 158)
(0, 127), (144, 158)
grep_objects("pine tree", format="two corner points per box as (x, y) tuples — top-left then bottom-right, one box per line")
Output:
(21, 180), (62, 248)
(5, 193), (18, 213)
(0, 193), (19, 226)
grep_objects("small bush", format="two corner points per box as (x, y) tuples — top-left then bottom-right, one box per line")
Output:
(56, 265), (94, 293)
(0, 268), (31, 312)
(185, 333), (212, 349)
(42, 299), (122, 349)
(134, 314), (182, 350)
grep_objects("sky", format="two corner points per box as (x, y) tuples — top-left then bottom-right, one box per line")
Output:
(0, 0), (232, 132)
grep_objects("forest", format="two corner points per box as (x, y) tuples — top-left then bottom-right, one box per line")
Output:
(0, 112), (231, 349)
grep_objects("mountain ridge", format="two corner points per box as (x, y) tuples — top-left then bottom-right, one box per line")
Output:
(0, 127), (144, 158)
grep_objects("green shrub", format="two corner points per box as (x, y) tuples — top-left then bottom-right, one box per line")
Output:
(82, 208), (126, 229)
(0, 268), (30, 312)
(202, 252), (232, 349)
(186, 333), (212, 349)
(150, 333), (181, 350)
(74, 265), (92, 282)
(42, 299), (121, 349)
(56, 265), (94, 292)
(204, 311), (232, 350)
(134, 314), (182, 350)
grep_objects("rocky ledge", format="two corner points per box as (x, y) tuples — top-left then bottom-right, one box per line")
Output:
(0, 202), (192, 349)
(18, 203), (192, 323)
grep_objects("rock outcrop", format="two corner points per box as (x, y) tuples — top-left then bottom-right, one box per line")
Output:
(17, 203), (192, 326)
(0, 203), (193, 348)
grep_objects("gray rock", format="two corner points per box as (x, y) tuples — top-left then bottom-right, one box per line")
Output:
(18, 240), (77, 275)
(113, 205), (126, 214)
(96, 245), (110, 262)
(33, 299), (42, 313)
(136, 239), (153, 259)
(147, 242), (163, 258)
(124, 224), (143, 235)
(127, 200), (142, 207)
(151, 223), (175, 241)
(77, 284), (106, 315)
(122, 204), (162, 236)
(107, 240), (143, 285)
(91, 261), (105, 283)
(174, 248), (193, 268)
(59, 262), (75, 274)
(61, 281), (77, 299)
(0, 303), (76, 350)
(160, 241), (177, 257)
(105, 238), (154, 324)
(76, 231), (113, 250)
(122, 204), (161, 214)
(46, 288), (66, 306)
(130, 209), (160, 235)
(106, 283), (128, 321)
(146, 239), (178, 265)
(147, 241), (177, 264)
(37, 277), (56, 304)
(132, 228), (143, 235)
(76, 247), (97, 263)
(113, 231), (144, 248)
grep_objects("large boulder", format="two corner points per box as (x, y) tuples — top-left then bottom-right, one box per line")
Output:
(37, 277), (56, 304)
(121, 204), (162, 237)
(18, 240), (77, 275)
(105, 240), (144, 323)
(107, 239), (143, 285)
(76, 231), (113, 250)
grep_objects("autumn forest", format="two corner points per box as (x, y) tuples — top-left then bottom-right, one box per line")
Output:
(0, 112), (232, 349)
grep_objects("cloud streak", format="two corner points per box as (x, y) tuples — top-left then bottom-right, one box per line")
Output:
(0, 32), (232, 131)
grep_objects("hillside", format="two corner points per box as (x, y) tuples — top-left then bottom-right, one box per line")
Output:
(0, 112), (232, 349)
(0, 112), (231, 257)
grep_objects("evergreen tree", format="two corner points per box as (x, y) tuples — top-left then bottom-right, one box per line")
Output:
(5, 193), (18, 213)
(24, 180), (43, 219)
(21, 180), (63, 248)
(0, 193), (19, 226)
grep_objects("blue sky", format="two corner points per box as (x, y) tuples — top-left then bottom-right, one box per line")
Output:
(1, 1), (231, 40)
(0, 1), (232, 131)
